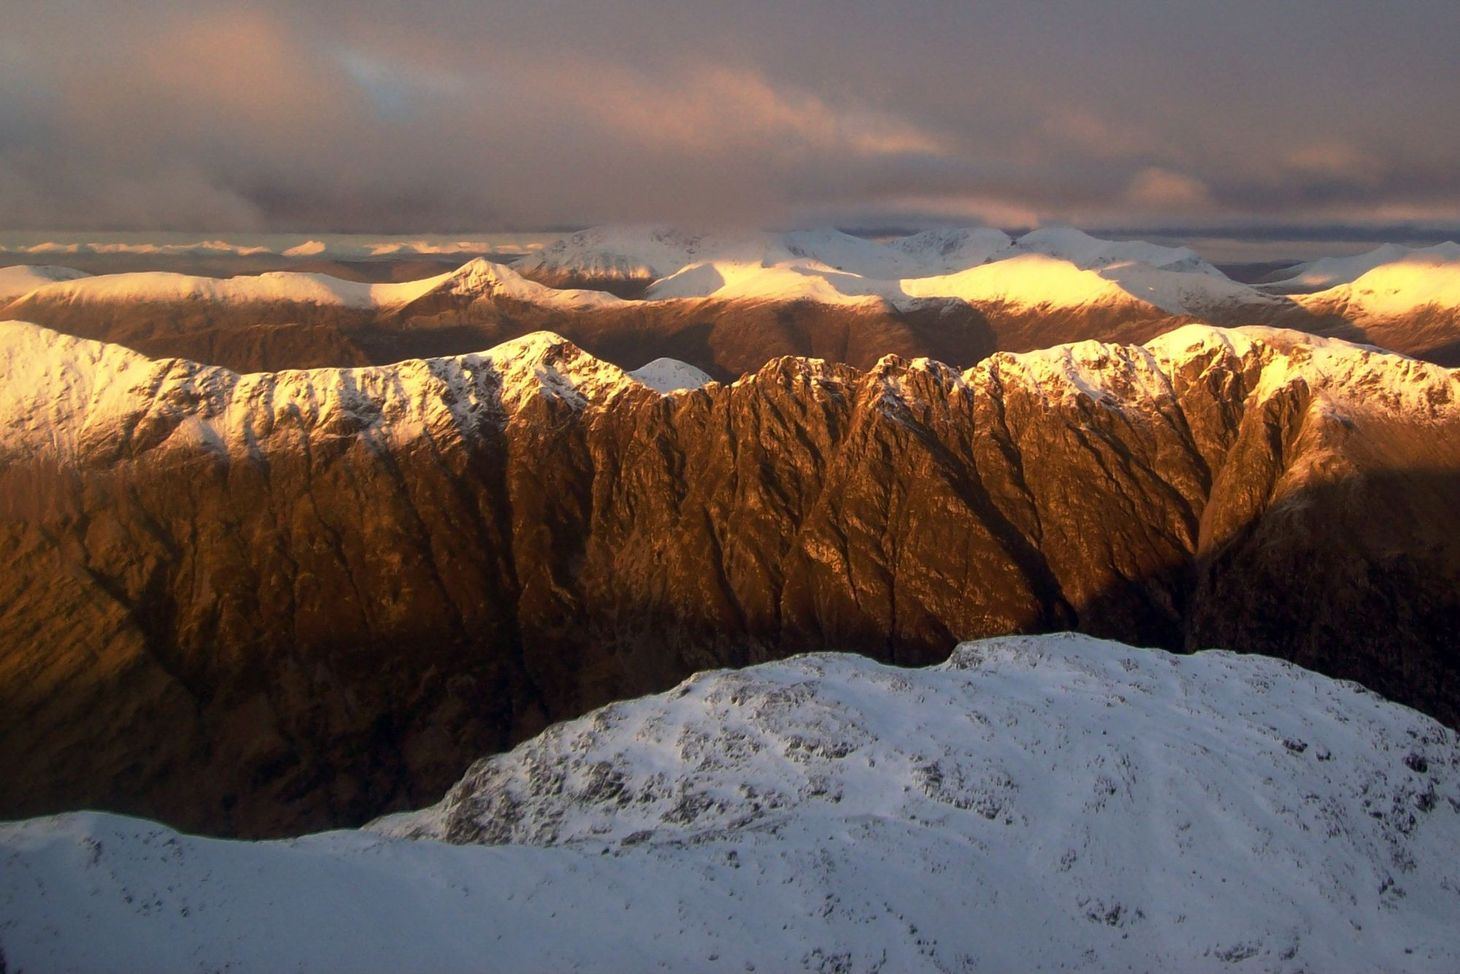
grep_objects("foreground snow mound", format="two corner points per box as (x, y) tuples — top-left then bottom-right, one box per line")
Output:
(4, 635), (1458, 973)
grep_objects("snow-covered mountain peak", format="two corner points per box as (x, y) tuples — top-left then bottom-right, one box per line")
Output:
(381, 630), (1459, 850)
(1152, 324), (1460, 422)
(1304, 249), (1460, 317)
(437, 257), (625, 309)
(0, 263), (92, 302)
(511, 224), (1275, 316)
(957, 323), (1459, 423)
(359, 632), (1460, 971)
(478, 331), (643, 411)
(888, 226), (1013, 272)
(627, 357), (714, 393)
(901, 252), (1143, 308)
(646, 259), (892, 306)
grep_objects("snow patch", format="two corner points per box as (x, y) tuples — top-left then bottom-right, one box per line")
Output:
(628, 357), (713, 393)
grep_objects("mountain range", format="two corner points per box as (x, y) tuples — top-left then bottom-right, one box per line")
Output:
(4, 227), (1460, 380)
(2, 319), (1457, 838)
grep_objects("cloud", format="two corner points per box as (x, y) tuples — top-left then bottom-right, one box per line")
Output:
(1282, 143), (1385, 183)
(0, 1), (1456, 232)
(1125, 168), (1214, 211)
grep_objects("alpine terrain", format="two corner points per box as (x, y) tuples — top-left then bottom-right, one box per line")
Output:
(1, 319), (1457, 838)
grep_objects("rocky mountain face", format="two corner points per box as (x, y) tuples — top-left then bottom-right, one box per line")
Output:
(6, 634), (1459, 973)
(1, 321), (1458, 838)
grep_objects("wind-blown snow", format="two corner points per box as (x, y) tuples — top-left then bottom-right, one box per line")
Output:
(3, 634), (1458, 973)
(628, 357), (714, 393)
(0, 264), (91, 302)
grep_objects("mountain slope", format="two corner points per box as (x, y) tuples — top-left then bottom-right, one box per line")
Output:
(2, 322), (1459, 836)
(4, 635), (1459, 973)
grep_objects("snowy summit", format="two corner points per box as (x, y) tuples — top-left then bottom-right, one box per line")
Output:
(3, 633), (1458, 973)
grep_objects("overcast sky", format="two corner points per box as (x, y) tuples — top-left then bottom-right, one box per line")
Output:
(2, 1), (1457, 233)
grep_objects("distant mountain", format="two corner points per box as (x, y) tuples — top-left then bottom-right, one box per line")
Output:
(0, 253), (1001, 377)
(9, 227), (1460, 373)
(3, 257), (620, 316)
(628, 356), (714, 393)
(0, 263), (91, 302)
(1262, 241), (1460, 293)
(1284, 245), (1460, 361)
(4, 634), (1458, 973)
(2, 321), (1458, 838)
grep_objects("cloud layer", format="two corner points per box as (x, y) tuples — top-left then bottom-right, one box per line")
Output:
(3, 1), (1457, 232)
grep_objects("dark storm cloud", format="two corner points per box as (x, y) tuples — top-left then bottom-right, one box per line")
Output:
(2, 0), (1457, 231)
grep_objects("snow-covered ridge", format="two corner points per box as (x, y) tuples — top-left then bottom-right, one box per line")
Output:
(4, 634), (1458, 973)
(529, 224), (1281, 316)
(0, 324), (656, 460)
(3, 320), (1456, 463)
(4, 266), (457, 310)
(971, 323), (1460, 422)
(0, 258), (625, 313)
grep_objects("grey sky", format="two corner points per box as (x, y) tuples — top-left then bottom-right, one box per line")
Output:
(2, 0), (1457, 232)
